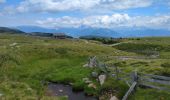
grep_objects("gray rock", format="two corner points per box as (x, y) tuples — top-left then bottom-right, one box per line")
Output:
(91, 72), (98, 78)
(59, 89), (63, 92)
(0, 93), (3, 97)
(82, 78), (92, 84)
(98, 74), (106, 85)
(82, 78), (89, 81)
(88, 83), (97, 89)
(110, 96), (119, 100)
(83, 63), (89, 67)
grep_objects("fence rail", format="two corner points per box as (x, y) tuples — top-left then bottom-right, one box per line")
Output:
(111, 66), (170, 100)
(87, 57), (170, 100)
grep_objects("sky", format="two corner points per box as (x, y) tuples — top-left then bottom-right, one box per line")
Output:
(0, 0), (170, 30)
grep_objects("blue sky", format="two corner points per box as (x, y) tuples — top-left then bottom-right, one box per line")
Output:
(0, 0), (170, 30)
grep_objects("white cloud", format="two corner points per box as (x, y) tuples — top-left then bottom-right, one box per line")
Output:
(36, 14), (131, 28)
(13, 0), (153, 13)
(0, 0), (5, 3)
(99, 0), (152, 10)
(36, 14), (170, 29)
(3, 6), (16, 14)
(16, 0), (100, 13)
(131, 15), (170, 29)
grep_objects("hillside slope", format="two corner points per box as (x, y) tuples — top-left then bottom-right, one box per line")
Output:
(0, 27), (25, 34)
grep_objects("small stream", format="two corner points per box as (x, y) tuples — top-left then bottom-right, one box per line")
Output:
(46, 83), (97, 100)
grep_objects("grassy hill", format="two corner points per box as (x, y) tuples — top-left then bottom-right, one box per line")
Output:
(0, 27), (25, 34)
(0, 34), (170, 100)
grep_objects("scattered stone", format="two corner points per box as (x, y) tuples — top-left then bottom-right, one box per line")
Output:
(110, 96), (119, 100)
(10, 43), (18, 47)
(98, 74), (106, 85)
(82, 78), (89, 81)
(91, 72), (98, 78)
(27, 87), (32, 91)
(112, 74), (116, 77)
(59, 89), (63, 92)
(69, 83), (73, 85)
(88, 83), (97, 89)
(82, 78), (92, 84)
(83, 63), (88, 67)
(0, 93), (3, 97)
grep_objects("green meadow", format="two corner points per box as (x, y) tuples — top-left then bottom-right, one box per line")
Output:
(0, 34), (170, 100)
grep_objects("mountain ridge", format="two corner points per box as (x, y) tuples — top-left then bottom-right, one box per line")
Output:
(7, 26), (170, 38)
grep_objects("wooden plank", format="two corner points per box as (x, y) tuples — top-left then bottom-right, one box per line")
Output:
(140, 77), (170, 85)
(122, 82), (137, 100)
(141, 74), (170, 81)
(139, 83), (170, 92)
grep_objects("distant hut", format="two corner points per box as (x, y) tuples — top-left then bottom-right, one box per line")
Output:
(53, 33), (72, 39)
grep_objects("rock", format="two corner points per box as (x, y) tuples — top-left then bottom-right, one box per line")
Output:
(88, 83), (97, 89)
(85, 80), (92, 84)
(27, 87), (32, 91)
(0, 93), (3, 97)
(83, 63), (89, 67)
(83, 78), (89, 81)
(110, 96), (119, 100)
(98, 74), (106, 85)
(91, 72), (98, 78)
(69, 83), (73, 85)
(59, 89), (63, 92)
(82, 78), (92, 84)
(10, 43), (18, 47)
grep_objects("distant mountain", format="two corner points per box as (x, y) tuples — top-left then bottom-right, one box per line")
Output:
(16, 26), (170, 38)
(16, 26), (58, 33)
(114, 27), (170, 37)
(56, 27), (119, 37)
(0, 27), (25, 34)
(16, 26), (119, 37)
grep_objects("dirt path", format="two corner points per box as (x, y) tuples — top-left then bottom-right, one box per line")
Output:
(109, 41), (132, 46)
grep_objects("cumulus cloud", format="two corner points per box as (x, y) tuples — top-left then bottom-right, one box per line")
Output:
(36, 14), (170, 29)
(99, 0), (152, 10)
(14, 0), (153, 13)
(0, 0), (5, 3)
(36, 14), (130, 28)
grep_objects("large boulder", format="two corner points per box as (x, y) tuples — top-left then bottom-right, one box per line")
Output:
(98, 74), (106, 85)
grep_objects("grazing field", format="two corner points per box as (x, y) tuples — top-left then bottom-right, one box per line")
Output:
(0, 34), (170, 100)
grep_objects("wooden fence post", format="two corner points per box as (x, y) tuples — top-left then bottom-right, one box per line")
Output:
(115, 66), (119, 80)
(122, 71), (138, 100)
(132, 71), (138, 82)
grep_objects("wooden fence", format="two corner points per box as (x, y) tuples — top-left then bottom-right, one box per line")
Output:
(87, 57), (170, 100)
(111, 66), (170, 100)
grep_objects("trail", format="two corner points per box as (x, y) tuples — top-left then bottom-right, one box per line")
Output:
(109, 41), (132, 46)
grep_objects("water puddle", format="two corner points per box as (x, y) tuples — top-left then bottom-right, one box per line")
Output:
(46, 83), (97, 100)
